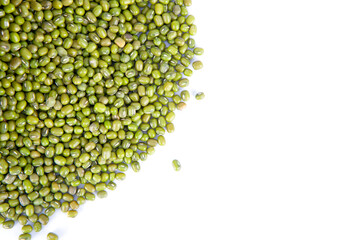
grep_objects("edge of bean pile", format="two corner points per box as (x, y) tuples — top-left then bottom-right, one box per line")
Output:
(0, 0), (204, 239)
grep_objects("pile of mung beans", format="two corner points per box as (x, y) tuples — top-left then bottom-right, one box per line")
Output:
(0, 0), (204, 239)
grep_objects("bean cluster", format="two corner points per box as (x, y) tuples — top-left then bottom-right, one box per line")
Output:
(0, 0), (203, 239)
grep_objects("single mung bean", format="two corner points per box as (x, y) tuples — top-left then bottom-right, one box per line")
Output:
(192, 61), (203, 70)
(172, 160), (181, 171)
(195, 92), (205, 100)
(47, 232), (58, 240)
(19, 233), (32, 240)
(67, 210), (78, 218)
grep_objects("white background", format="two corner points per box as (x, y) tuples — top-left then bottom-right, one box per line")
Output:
(3, 0), (360, 239)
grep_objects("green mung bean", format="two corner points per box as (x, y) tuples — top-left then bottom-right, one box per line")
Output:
(192, 60), (203, 70)
(172, 160), (182, 171)
(19, 233), (32, 240)
(47, 232), (58, 240)
(195, 92), (205, 100)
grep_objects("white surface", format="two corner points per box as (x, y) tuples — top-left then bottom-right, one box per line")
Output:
(3, 0), (360, 239)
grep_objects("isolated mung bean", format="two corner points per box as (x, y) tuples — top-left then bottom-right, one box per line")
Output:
(47, 232), (58, 240)
(195, 92), (206, 100)
(172, 160), (182, 171)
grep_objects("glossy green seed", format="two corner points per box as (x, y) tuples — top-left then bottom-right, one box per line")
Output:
(195, 92), (205, 100)
(172, 160), (181, 171)
(194, 47), (204, 55)
(85, 192), (95, 201)
(47, 232), (58, 240)
(158, 135), (166, 146)
(181, 90), (190, 101)
(138, 76), (150, 85)
(51, 128), (64, 137)
(166, 123), (175, 133)
(189, 24), (197, 35)
(38, 214), (49, 225)
(143, 105), (155, 114)
(54, 156), (66, 166)
(0, 193), (9, 201)
(26, 116), (39, 125)
(115, 172), (126, 181)
(61, 105), (74, 115)
(70, 201), (79, 210)
(3, 220), (15, 229)
(0, 203), (9, 212)
(94, 103), (106, 113)
(18, 216), (27, 226)
(97, 190), (108, 199)
(192, 61), (203, 70)
(67, 210), (78, 218)
(19, 233), (32, 240)
(25, 205), (34, 217)
(34, 222), (42, 232)
(10, 166), (21, 175)
(166, 112), (176, 122)
(22, 224), (33, 233)
(20, 48), (32, 60)
(131, 161), (140, 172)
(84, 183), (95, 193)
(45, 208), (55, 217)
